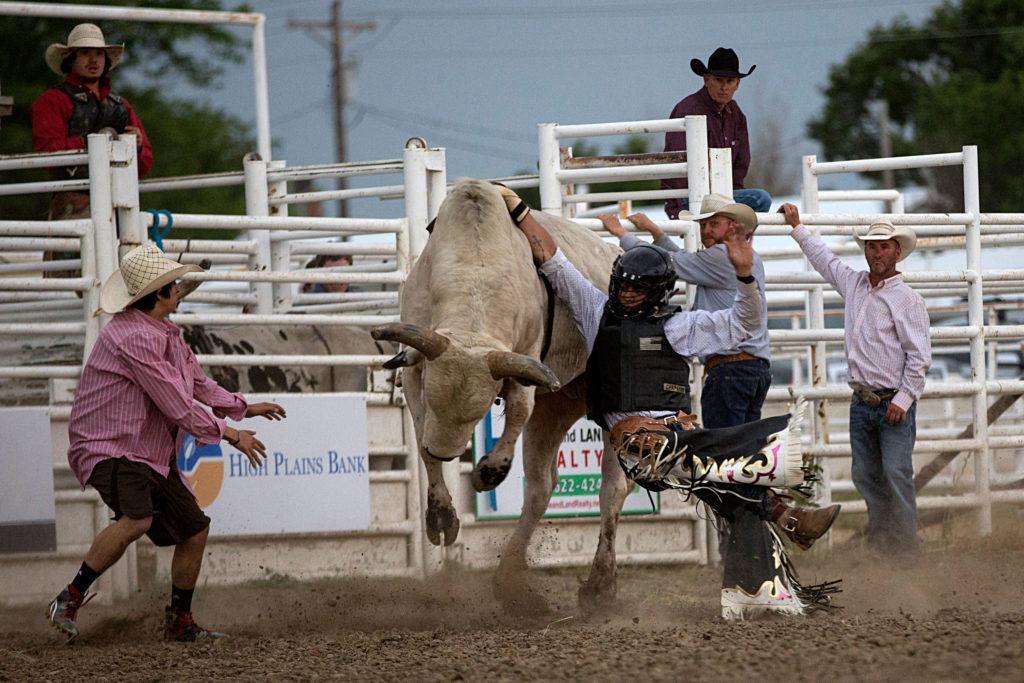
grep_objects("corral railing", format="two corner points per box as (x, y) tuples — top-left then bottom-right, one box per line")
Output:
(5, 106), (1022, 605)
(566, 141), (1024, 540)
(0, 133), (449, 604)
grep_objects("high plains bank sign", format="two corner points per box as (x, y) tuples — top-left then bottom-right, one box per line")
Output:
(178, 394), (369, 536)
(474, 401), (657, 520)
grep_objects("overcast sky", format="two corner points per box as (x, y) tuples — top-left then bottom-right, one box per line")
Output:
(201, 0), (943, 216)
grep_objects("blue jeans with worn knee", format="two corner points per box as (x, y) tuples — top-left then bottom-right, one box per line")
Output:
(674, 188), (773, 215)
(732, 188), (772, 213)
(849, 395), (919, 554)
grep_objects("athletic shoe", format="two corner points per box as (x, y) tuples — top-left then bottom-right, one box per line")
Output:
(46, 585), (93, 641)
(721, 579), (805, 621)
(163, 607), (226, 641)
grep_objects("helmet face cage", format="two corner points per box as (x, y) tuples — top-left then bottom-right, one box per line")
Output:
(606, 245), (677, 319)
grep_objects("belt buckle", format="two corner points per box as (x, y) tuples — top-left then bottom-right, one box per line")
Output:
(859, 389), (881, 408)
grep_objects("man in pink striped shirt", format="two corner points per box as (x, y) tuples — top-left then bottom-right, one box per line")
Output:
(47, 245), (285, 642)
(782, 204), (931, 561)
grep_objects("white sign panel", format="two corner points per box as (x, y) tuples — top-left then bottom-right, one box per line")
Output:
(177, 394), (369, 536)
(0, 407), (56, 552)
(474, 402), (658, 520)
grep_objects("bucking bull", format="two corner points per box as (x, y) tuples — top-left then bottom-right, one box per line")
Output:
(373, 179), (635, 611)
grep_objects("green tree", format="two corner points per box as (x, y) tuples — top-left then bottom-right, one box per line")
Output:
(807, 0), (1024, 211)
(0, 0), (255, 224)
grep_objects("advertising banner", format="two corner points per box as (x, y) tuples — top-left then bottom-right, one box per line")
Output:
(0, 408), (56, 552)
(178, 394), (369, 536)
(474, 402), (658, 520)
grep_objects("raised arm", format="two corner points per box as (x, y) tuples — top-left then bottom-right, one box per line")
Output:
(781, 203), (859, 297)
(495, 185), (606, 348)
(663, 227), (762, 356)
(599, 212), (680, 253)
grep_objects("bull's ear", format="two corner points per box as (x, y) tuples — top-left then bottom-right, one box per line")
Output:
(486, 351), (561, 391)
(371, 323), (449, 360)
(382, 348), (424, 370)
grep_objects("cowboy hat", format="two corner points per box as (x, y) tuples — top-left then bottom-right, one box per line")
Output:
(100, 244), (200, 314)
(691, 47), (756, 79)
(690, 193), (759, 234)
(45, 23), (124, 76)
(854, 222), (916, 261)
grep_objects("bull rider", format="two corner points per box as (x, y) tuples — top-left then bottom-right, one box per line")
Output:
(494, 186), (841, 620)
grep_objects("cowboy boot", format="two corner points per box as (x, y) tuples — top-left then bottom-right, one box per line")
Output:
(768, 493), (841, 551)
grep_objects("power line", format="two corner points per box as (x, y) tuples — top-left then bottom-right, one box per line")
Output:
(355, 24), (1024, 60)
(350, 100), (534, 143)
(355, 105), (533, 163)
(271, 97), (330, 126)
(346, 0), (939, 20)
(288, 1), (377, 217)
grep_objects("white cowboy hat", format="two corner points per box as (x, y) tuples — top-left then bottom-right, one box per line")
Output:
(45, 23), (124, 76)
(854, 222), (916, 262)
(691, 192), (759, 234)
(100, 244), (200, 314)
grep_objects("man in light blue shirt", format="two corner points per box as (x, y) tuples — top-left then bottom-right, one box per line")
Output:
(599, 193), (771, 430)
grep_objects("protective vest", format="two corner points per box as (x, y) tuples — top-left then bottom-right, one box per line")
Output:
(585, 309), (691, 430)
(56, 83), (129, 179)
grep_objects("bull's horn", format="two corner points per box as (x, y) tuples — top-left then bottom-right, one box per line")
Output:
(371, 323), (449, 360)
(486, 351), (561, 391)
(382, 348), (424, 369)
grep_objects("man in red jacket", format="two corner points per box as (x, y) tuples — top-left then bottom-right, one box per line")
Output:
(32, 23), (153, 223)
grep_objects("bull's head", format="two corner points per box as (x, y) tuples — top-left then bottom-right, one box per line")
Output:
(372, 322), (560, 460)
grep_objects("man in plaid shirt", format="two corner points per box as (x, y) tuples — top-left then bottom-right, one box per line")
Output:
(783, 203), (931, 561)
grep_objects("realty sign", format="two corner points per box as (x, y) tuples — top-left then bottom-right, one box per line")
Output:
(178, 394), (369, 536)
(474, 401), (658, 520)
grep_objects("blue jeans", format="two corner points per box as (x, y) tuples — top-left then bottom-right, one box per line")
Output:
(732, 189), (772, 213)
(676, 188), (773, 215)
(701, 359), (772, 429)
(699, 359), (774, 556)
(849, 395), (919, 554)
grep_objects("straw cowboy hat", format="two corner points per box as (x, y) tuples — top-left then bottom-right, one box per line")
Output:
(854, 222), (917, 261)
(691, 47), (756, 79)
(691, 193), (759, 234)
(100, 245), (200, 314)
(45, 23), (124, 76)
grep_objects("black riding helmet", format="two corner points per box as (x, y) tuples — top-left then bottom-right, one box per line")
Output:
(606, 244), (677, 319)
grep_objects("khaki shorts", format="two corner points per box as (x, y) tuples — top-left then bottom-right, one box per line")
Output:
(88, 458), (211, 547)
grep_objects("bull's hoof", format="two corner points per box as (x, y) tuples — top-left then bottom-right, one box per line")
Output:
(471, 458), (512, 492)
(577, 577), (618, 616)
(425, 499), (460, 546)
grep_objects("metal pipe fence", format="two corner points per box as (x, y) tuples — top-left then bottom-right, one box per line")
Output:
(3, 104), (1023, 589)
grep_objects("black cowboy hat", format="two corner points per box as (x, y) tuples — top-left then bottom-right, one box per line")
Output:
(691, 47), (756, 79)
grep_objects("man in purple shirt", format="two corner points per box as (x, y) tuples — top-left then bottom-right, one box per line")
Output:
(782, 203), (931, 562)
(47, 245), (286, 642)
(662, 47), (771, 219)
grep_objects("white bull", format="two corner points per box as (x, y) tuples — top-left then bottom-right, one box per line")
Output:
(373, 179), (633, 611)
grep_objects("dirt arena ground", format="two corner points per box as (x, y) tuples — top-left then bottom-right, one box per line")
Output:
(3, 517), (1024, 682)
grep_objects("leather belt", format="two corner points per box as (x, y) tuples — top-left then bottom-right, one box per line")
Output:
(852, 387), (898, 407)
(704, 351), (762, 373)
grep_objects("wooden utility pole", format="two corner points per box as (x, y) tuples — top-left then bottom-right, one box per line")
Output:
(289, 2), (375, 217)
